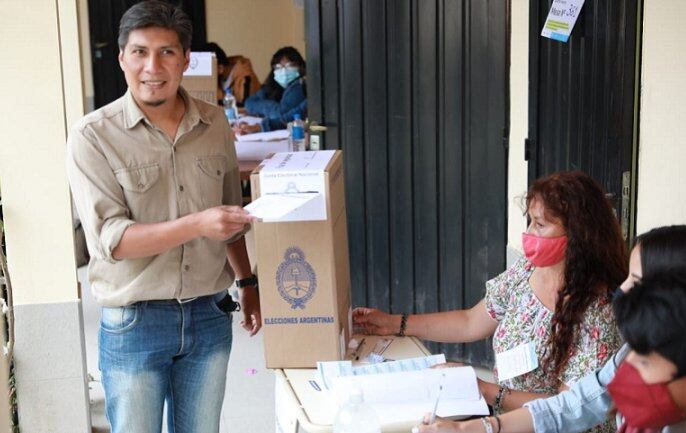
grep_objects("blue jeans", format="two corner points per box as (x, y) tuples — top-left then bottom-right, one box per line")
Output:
(99, 292), (233, 433)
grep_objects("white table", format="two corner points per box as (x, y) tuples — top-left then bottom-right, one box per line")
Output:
(273, 335), (432, 433)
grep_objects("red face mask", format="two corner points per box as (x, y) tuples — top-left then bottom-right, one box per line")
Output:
(521, 233), (568, 267)
(608, 362), (686, 429)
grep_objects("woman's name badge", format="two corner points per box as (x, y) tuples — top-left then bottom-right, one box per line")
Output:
(495, 341), (539, 381)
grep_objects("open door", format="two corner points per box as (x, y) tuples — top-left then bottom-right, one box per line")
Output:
(305, 0), (509, 365)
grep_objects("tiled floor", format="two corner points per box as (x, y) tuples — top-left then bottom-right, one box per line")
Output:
(80, 266), (276, 433)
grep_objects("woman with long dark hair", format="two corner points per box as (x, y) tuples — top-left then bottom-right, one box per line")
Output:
(417, 226), (686, 433)
(235, 46), (307, 133)
(355, 171), (627, 432)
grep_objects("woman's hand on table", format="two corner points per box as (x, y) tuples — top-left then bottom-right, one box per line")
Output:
(415, 414), (495, 433)
(413, 415), (459, 433)
(352, 307), (401, 336)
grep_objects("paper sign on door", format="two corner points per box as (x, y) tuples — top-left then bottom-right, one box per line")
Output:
(495, 341), (539, 381)
(540, 0), (585, 43)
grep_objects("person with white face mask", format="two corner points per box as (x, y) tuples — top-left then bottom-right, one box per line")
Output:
(355, 171), (627, 433)
(235, 46), (307, 134)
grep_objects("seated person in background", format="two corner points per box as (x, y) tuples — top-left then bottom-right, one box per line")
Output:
(418, 224), (686, 433)
(225, 54), (261, 106)
(199, 42), (260, 106)
(236, 46), (307, 133)
(356, 171), (626, 433)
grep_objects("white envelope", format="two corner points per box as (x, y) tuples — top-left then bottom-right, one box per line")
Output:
(244, 193), (323, 222)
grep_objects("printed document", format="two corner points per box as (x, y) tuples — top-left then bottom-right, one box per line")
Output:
(316, 354), (446, 390)
(495, 341), (539, 381)
(329, 367), (489, 423)
(540, 0), (585, 42)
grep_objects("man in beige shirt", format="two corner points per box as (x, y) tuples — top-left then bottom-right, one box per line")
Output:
(66, 2), (259, 432)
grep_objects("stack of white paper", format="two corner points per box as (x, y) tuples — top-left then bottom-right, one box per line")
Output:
(235, 129), (290, 142)
(330, 367), (489, 424)
(236, 115), (263, 126)
(234, 129), (291, 161)
(234, 139), (290, 161)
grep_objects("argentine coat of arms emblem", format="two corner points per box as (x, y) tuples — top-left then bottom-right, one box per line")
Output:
(276, 247), (317, 309)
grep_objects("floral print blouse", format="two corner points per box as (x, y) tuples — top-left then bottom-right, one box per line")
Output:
(485, 257), (622, 432)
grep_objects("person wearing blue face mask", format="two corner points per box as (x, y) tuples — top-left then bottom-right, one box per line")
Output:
(235, 46), (307, 134)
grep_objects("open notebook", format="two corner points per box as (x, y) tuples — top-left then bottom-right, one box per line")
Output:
(317, 356), (489, 425)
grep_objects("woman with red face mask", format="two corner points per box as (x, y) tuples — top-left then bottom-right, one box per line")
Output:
(416, 225), (686, 433)
(609, 274), (686, 433)
(354, 171), (626, 432)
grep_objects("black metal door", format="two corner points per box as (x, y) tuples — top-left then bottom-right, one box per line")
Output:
(306, 0), (509, 365)
(87, 0), (208, 109)
(527, 0), (640, 239)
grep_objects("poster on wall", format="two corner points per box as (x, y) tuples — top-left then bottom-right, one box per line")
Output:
(540, 0), (585, 43)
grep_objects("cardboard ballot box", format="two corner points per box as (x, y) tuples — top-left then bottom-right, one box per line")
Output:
(250, 151), (351, 368)
(181, 52), (217, 105)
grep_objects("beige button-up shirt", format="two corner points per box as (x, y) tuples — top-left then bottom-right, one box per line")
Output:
(67, 87), (245, 306)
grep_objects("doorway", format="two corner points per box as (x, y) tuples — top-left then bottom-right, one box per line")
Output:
(527, 0), (642, 241)
(306, 0), (510, 365)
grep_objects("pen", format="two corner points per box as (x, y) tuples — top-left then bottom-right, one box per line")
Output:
(352, 337), (366, 360)
(428, 373), (445, 424)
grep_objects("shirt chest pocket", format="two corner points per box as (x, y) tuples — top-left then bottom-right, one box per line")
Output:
(196, 155), (227, 208)
(114, 163), (161, 221)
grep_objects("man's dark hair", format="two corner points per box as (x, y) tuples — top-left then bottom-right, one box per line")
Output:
(614, 274), (686, 378)
(118, 0), (193, 51)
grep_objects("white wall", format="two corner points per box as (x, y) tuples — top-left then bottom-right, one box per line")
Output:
(635, 0), (686, 232)
(0, 1), (91, 430)
(507, 0), (530, 253)
(0, 0), (81, 305)
(206, 0), (306, 81)
(78, 0), (94, 112)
